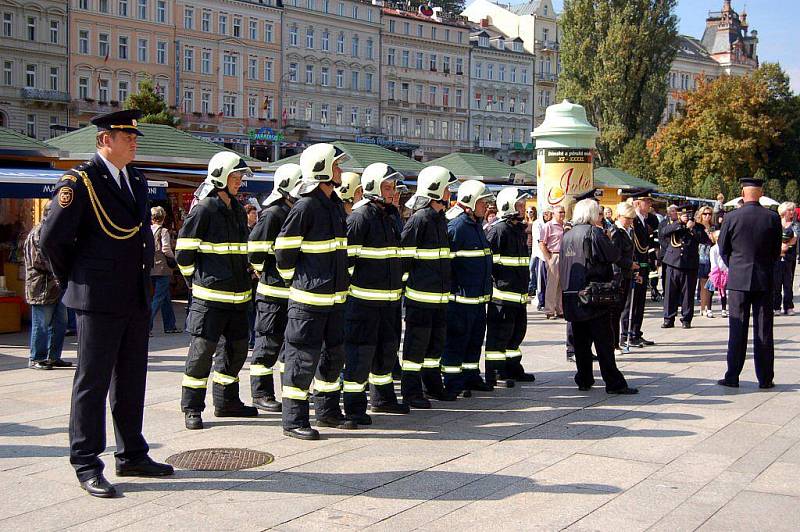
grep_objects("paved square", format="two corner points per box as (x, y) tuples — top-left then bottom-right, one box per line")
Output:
(2, 296), (799, 531)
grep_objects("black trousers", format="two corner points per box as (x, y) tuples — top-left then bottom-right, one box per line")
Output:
(571, 314), (628, 391)
(610, 280), (631, 350)
(773, 259), (796, 312)
(182, 304), (249, 412)
(621, 267), (649, 340)
(442, 301), (487, 393)
(70, 308), (150, 481)
(281, 303), (345, 430)
(250, 300), (288, 399)
(401, 304), (446, 400)
(343, 301), (401, 416)
(725, 289), (775, 385)
(664, 265), (698, 323)
(485, 302), (528, 382)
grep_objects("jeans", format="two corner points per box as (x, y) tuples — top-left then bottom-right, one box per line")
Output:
(29, 301), (67, 361)
(149, 275), (177, 332)
(537, 258), (548, 308)
(528, 256), (539, 295)
(67, 307), (77, 331)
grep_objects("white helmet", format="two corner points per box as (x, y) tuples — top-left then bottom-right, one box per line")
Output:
(405, 165), (457, 209)
(446, 179), (495, 220)
(361, 163), (402, 202)
(496, 187), (530, 219)
(298, 143), (348, 193)
(206, 151), (252, 189)
(336, 172), (362, 203)
(262, 163), (302, 207)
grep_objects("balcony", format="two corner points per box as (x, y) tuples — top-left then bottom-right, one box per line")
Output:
(536, 40), (560, 52)
(475, 139), (502, 149)
(21, 88), (71, 103)
(72, 98), (121, 114)
(285, 118), (310, 130)
(537, 72), (558, 83)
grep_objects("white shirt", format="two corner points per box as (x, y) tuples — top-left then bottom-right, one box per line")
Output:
(710, 244), (728, 273)
(97, 152), (134, 197)
(531, 219), (547, 259)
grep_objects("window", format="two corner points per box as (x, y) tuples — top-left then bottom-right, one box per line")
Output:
(336, 69), (343, 88)
(456, 57), (463, 74)
(78, 77), (89, 99)
(487, 64), (493, 80)
(387, 80), (395, 100)
(98, 33), (109, 58)
(367, 8), (372, 22)
(304, 102), (312, 121)
(441, 121), (448, 139)
(27, 114), (36, 138)
(49, 20), (59, 44)
(289, 100), (296, 118)
(307, 0), (315, 9)
(417, 24), (423, 37)
(264, 22), (273, 42)
(157, 41), (167, 64)
(478, 35), (489, 47)
(431, 27), (436, 40)
(201, 91), (211, 113)
(403, 22), (410, 35)
(445, 29), (450, 42)
(509, 97), (515, 112)
(249, 19), (257, 40)
(248, 57), (257, 79)
(118, 36), (128, 59)
(400, 117), (408, 135)
(118, 0), (128, 17)
(322, 30), (329, 51)
(223, 53), (238, 76)
(118, 80), (129, 102)
(264, 96), (273, 119)
(323, 0), (329, 13)
(474, 62), (482, 79)
(183, 7), (193, 29)
(455, 89), (462, 108)
(454, 121), (462, 140)
(351, 106), (358, 126)
(137, 0), (147, 20)
(320, 104), (329, 124)
(27, 16), (35, 41)
(521, 68), (528, 84)
(520, 98), (527, 113)
(321, 67), (329, 86)
(365, 108), (372, 126)
(233, 17), (241, 38)
(499, 65), (505, 81)
(514, 41), (523, 52)
(25, 64), (36, 88)
(414, 119), (421, 137)
(264, 60), (273, 81)
(306, 27), (314, 48)
(401, 50), (409, 68)
(3, 61), (12, 86)
(510, 67), (516, 83)
(202, 11), (211, 32)
(305, 65), (313, 84)
(387, 48), (395, 66)
(429, 54), (436, 71)
(366, 39), (373, 59)
(183, 90), (194, 113)
(181, 46), (193, 71)
(474, 92), (481, 109)
(351, 71), (359, 91)
(443, 56), (450, 73)
(415, 52), (423, 70)
(289, 62), (297, 82)
(385, 115), (395, 134)
(542, 28), (549, 42)
(442, 87), (449, 107)
(335, 105), (342, 125)
(336, 32), (344, 54)
(429, 85), (436, 106)
(201, 50), (211, 74)
(219, 14), (227, 34)
(223, 94), (237, 117)
(79, 0), (87, 8)
(389, 20), (395, 33)
(352, 37), (359, 57)
(365, 72), (373, 92)
(428, 119), (435, 137)
(486, 94), (493, 111)
(289, 26), (298, 46)
(98, 79), (109, 102)
(352, 5), (358, 19)
(156, 0), (166, 22)
(2, 13), (11, 37)
(138, 39), (148, 62)
(498, 95), (505, 111)
(415, 83), (423, 102)
(248, 95), (257, 118)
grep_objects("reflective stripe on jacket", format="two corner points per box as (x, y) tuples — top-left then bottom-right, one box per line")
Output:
(487, 217), (530, 306)
(401, 205), (451, 308)
(447, 212), (492, 304)
(248, 201), (290, 302)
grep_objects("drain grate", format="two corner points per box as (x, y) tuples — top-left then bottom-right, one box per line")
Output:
(165, 448), (274, 471)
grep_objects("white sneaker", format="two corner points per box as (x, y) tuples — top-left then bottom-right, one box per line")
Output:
(721, 310), (728, 318)
(705, 310), (714, 318)
(614, 348), (624, 356)
(788, 309), (796, 316)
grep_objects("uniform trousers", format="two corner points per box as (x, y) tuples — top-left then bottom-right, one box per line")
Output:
(611, 280), (632, 350)
(485, 302), (528, 382)
(725, 289), (775, 386)
(343, 300), (401, 416)
(401, 304), (446, 400)
(182, 303), (250, 412)
(571, 313), (628, 391)
(71, 308), (150, 481)
(621, 266), (649, 340)
(773, 259), (796, 312)
(250, 299), (288, 400)
(281, 303), (346, 430)
(442, 301), (487, 393)
(663, 265), (698, 323)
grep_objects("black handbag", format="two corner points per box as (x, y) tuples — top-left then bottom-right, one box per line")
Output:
(578, 281), (619, 307)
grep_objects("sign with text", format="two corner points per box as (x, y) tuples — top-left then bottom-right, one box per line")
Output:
(537, 148), (593, 220)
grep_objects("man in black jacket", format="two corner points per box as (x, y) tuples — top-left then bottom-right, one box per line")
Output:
(717, 177), (782, 388)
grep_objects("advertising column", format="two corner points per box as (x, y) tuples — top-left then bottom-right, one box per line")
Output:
(531, 100), (599, 219)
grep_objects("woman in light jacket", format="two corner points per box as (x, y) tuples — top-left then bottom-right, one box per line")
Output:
(150, 206), (179, 334)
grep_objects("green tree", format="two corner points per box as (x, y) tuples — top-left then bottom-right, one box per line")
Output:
(558, 0), (678, 164)
(123, 78), (179, 126)
(614, 135), (656, 182)
(784, 179), (800, 203)
(754, 63), (800, 185)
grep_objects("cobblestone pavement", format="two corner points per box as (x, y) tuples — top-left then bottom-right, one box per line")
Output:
(2, 293), (800, 531)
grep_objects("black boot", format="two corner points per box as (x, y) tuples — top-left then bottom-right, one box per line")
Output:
(253, 396), (282, 412)
(185, 410), (203, 430)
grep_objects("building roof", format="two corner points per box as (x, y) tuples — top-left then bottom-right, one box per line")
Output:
(381, 7), (470, 29)
(0, 126), (60, 158)
(430, 152), (532, 183)
(470, 24), (529, 55)
(45, 123), (260, 168)
(510, 1), (544, 16)
(515, 159), (536, 176)
(593, 167), (659, 191)
(675, 35), (717, 64)
(265, 141), (426, 176)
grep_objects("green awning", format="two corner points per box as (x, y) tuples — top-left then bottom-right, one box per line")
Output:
(265, 141), (426, 176)
(593, 167), (659, 190)
(0, 126), (60, 157)
(428, 152), (533, 184)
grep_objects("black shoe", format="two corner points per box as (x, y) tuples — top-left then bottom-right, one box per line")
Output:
(661, 320), (674, 329)
(185, 411), (203, 430)
(681, 321), (692, 329)
(346, 413), (373, 425)
(462, 389), (472, 398)
(759, 381), (775, 389)
(467, 381), (494, 392)
(29, 360), (52, 370)
(405, 397), (432, 409)
(639, 337), (655, 346)
(64, 329), (77, 337)
(116, 456), (174, 477)
(608, 386), (639, 395)
(80, 475), (117, 498)
(253, 397), (282, 412)
(425, 390), (458, 402)
(513, 372), (536, 382)
(566, 353), (575, 362)
(316, 416), (358, 429)
(283, 426), (320, 440)
(717, 379), (739, 388)
(164, 328), (182, 334)
(627, 339), (645, 348)
(371, 403), (411, 414)
(46, 359), (74, 368)
(578, 385), (592, 391)
(214, 404), (259, 417)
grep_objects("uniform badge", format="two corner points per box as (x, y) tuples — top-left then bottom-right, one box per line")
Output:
(58, 186), (74, 208)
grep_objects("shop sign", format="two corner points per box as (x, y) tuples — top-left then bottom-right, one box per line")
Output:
(536, 147), (593, 219)
(511, 142), (535, 152)
(249, 127), (285, 142)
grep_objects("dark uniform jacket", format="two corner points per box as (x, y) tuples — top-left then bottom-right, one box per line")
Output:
(40, 154), (153, 314)
(486, 217), (530, 306)
(632, 214), (657, 267)
(559, 224), (620, 323)
(274, 186), (349, 311)
(346, 200), (403, 307)
(401, 205), (451, 308)
(248, 200), (291, 302)
(447, 212), (493, 304)
(718, 201), (782, 292)
(657, 217), (673, 261)
(176, 191), (252, 309)
(609, 224), (634, 282)
(659, 221), (712, 270)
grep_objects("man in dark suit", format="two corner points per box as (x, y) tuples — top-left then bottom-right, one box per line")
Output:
(40, 110), (173, 498)
(621, 190), (658, 348)
(660, 205), (712, 328)
(717, 177), (782, 388)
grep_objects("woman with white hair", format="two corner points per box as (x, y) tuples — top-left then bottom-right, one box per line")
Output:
(774, 201), (798, 315)
(559, 199), (637, 394)
(609, 202), (640, 355)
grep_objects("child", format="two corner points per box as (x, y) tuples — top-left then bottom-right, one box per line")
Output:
(708, 230), (728, 318)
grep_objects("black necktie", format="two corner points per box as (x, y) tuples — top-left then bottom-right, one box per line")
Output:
(120, 170), (135, 204)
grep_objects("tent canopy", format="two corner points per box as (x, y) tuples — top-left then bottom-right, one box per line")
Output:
(592, 167), (659, 191)
(0, 126), (61, 158)
(265, 141), (426, 176)
(430, 153), (533, 184)
(0, 167), (168, 199)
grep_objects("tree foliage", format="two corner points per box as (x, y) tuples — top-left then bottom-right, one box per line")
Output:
(558, 0), (678, 165)
(123, 78), (179, 126)
(614, 135), (656, 182)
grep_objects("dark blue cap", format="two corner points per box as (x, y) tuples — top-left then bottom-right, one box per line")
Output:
(91, 109), (144, 136)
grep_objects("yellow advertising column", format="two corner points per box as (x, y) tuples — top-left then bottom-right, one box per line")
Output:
(531, 100), (599, 220)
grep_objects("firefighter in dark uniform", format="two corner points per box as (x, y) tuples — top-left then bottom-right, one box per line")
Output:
(275, 143), (355, 440)
(442, 180), (495, 397)
(176, 152), (259, 430)
(660, 205), (712, 329)
(621, 190), (658, 348)
(485, 187), (536, 387)
(40, 109), (173, 498)
(342, 163), (410, 424)
(247, 163), (303, 413)
(717, 177), (782, 389)
(400, 166), (458, 407)
(337, 171), (363, 216)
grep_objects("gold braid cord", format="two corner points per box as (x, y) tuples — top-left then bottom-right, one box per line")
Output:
(633, 231), (649, 254)
(79, 171), (141, 240)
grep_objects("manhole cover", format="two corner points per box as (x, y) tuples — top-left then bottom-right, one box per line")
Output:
(165, 448), (274, 471)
